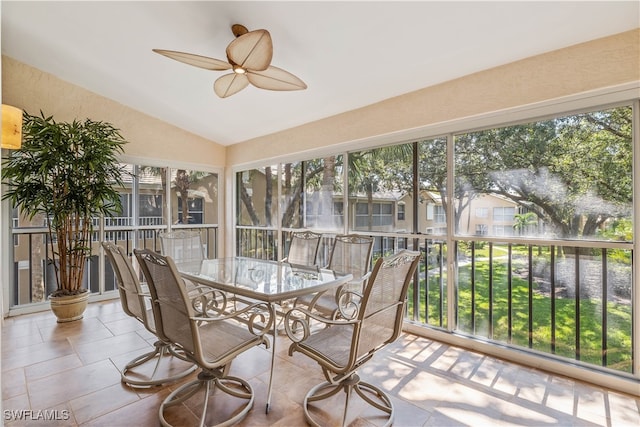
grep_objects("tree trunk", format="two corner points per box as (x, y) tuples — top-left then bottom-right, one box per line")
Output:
(319, 156), (336, 228)
(367, 185), (374, 230)
(265, 166), (273, 227)
(240, 181), (260, 225)
(175, 169), (190, 223)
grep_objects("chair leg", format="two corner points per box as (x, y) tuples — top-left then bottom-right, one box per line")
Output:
(303, 374), (394, 427)
(342, 382), (352, 427)
(121, 341), (196, 387)
(354, 381), (394, 420)
(159, 368), (254, 427)
(303, 381), (343, 427)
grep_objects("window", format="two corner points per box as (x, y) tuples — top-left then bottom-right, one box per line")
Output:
(492, 225), (513, 236)
(426, 204), (434, 220)
(295, 156), (344, 231)
(105, 163), (134, 227)
(232, 104), (636, 378)
(137, 165), (167, 227)
(171, 168), (218, 226)
(237, 167), (276, 227)
(452, 105), (634, 373)
(306, 201), (344, 229)
(354, 202), (394, 228)
(493, 207), (515, 222)
(434, 206), (446, 224)
(139, 195), (163, 224)
(177, 197), (203, 224)
(8, 162), (220, 308)
(104, 193), (131, 227)
(419, 137), (448, 234)
(349, 143), (413, 232)
(475, 224), (488, 235)
(454, 106), (632, 240)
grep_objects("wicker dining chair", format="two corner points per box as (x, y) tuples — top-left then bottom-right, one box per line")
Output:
(282, 230), (322, 267)
(101, 242), (196, 387)
(284, 250), (421, 427)
(134, 249), (272, 427)
(295, 234), (374, 318)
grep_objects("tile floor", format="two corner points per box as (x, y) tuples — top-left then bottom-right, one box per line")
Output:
(2, 299), (639, 426)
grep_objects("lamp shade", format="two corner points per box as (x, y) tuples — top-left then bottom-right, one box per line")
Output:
(2, 104), (23, 149)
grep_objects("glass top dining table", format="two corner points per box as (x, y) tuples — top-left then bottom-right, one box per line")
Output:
(178, 256), (353, 304)
(177, 256), (353, 414)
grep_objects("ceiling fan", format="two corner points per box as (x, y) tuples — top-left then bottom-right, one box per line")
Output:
(153, 24), (307, 98)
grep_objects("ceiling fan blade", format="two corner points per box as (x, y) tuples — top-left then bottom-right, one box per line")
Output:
(153, 49), (232, 71)
(226, 29), (273, 71)
(247, 66), (307, 91)
(214, 73), (250, 98)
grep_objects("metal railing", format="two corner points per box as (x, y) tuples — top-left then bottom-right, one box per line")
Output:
(450, 241), (633, 374)
(235, 227), (634, 375)
(236, 227), (278, 260)
(8, 225), (218, 307)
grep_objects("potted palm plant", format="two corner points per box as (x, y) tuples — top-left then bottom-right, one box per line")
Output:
(2, 111), (127, 322)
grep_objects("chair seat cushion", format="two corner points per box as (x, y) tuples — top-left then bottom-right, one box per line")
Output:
(198, 319), (264, 367)
(296, 320), (395, 372)
(298, 323), (355, 369)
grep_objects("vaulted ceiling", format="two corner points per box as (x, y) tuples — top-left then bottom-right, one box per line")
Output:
(2, 1), (638, 146)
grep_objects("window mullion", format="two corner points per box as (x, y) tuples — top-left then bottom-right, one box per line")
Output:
(632, 99), (640, 377)
(446, 133), (456, 333)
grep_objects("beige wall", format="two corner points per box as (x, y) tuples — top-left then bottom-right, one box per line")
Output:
(227, 29), (640, 166)
(1, 55), (226, 167)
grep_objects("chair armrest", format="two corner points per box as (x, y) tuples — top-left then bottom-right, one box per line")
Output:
(188, 287), (231, 317)
(191, 301), (273, 337)
(335, 289), (363, 320)
(185, 283), (214, 295)
(284, 307), (358, 342)
(336, 271), (369, 297)
(186, 284), (221, 302)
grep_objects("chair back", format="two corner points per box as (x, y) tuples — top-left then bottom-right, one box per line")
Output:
(285, 230), (322, 266)
(355, 250), (420, 360)
(135, 249), (197, 354)
(158, 230), (205, 272)
(102, 242), (152, 330)
(327, 234), (374, 282)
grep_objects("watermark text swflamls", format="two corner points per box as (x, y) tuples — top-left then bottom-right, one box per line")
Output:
(4, 409), (70, 421)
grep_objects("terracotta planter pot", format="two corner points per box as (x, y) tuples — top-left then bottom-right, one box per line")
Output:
(49, 290), (90, 323)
